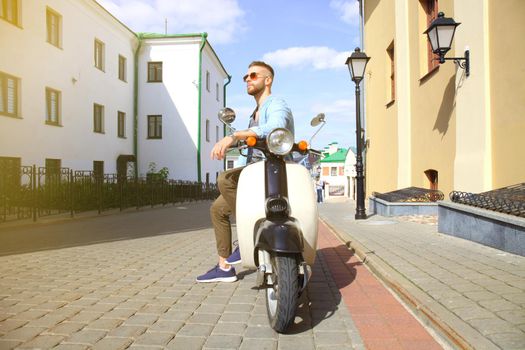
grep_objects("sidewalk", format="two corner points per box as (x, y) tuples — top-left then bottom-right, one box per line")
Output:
(319, 200), (525, 350)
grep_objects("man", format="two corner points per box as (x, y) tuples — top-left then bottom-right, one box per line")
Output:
(196, 61), (294, 282)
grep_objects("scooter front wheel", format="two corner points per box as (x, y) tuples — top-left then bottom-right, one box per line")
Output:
(265, 253), (299, 333)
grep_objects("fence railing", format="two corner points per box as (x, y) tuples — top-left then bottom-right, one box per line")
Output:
(0, 165), (219, 224)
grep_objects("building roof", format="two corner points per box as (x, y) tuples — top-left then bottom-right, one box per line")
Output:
(320, 148), (348, 163)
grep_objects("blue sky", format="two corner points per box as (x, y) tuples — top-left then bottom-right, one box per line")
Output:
(99, 0), (362, 150)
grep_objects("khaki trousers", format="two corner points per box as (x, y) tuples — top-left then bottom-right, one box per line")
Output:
(210, 166), (244, 258)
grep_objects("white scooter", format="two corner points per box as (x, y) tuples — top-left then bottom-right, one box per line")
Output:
(218, 108), (325, 333)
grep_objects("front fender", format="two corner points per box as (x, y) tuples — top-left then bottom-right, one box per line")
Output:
(254, 218), (303, 265)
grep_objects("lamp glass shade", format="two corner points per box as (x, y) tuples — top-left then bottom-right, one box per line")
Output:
(436, 25), (456, 51)
(349, 58), (368, 80)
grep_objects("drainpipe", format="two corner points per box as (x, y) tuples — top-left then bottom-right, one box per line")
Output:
(222, 75), (232, 170)
(197, 32), (208, 182)
(133, 34), (143, 178)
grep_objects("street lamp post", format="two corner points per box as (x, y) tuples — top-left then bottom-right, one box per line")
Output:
(345, 47), (370, 220)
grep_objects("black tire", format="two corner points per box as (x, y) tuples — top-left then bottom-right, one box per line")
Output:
(265, 253), (299, 333)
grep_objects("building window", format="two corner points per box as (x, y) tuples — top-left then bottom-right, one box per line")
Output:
(148, 62), (162, 82)
(420, 0), (439, 73)
(227, 160), (234, 169)
(118, 111), (125, 138)
(94, 39), (105, 71)
(387, 41), (395, 102)
(206, 71), (210, 92)
(1, 0), (19, 26)
(45, 87), (61, 125)
(206, 172), (209, 186)
(45, 158), (61, 186)
(93, 161), (104, 180)
(46, 7), (62, 48)
(118, 55), (126, 82)
(424, 169), (439, 190)
(216, 82), (219, 101)
(148, 115), (162, 139)
(93, 103), (104, 133)
(216, 125), (219, 142)
(0, 71), (19, 118)
(322, 167), (329, 176)
(206, 119), (210, 142)
(330, 167), (337, 176)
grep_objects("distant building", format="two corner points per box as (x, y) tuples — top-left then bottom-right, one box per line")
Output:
(0, 0), (229, 182)
(318, 143), (356, 199)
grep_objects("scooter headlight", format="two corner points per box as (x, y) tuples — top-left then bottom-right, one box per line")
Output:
(267, 128), (294, 155)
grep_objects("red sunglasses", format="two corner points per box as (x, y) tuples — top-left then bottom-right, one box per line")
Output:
(243, 72), (268, 82)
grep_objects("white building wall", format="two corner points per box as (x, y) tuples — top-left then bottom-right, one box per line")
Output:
(0, 0), (136, 172)
(137, 37), (201, 180)
(200, 44), (227, 183)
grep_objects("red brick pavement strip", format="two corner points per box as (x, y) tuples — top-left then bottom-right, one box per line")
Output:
(318, 220), (443, 350)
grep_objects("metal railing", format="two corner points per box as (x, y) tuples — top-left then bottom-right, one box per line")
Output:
(0, 165), (219, 224)
(372, 186), (445, 203)
(450, 183), (525, 218)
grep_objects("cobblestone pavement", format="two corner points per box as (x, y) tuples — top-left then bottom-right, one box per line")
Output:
(319, 201), (525, 350)
(0, 222), (362, 349)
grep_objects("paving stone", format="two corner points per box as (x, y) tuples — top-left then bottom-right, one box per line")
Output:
(124, 314), (159, 326)
(92, 336), (133, 350)
(203, 334), (242, 348)
(68, 311), (103, 323)
(0, 339), (22, 349)
(503, 293), (525, 304)
(63, 329), (106, 345)
(224, 303), (254, 313)
(107, 325), (147, 338)
(313, 331), (350, 346)
(133, 330), (175, 346)
(469, 318), (521, 335)
(0, 319), (28, 333)
(479, 298), (519, 312)
(243, 325), (278, 339)
(11, 309), (48, 321)
(487, 332), (525, 350)
(212, 322), (247, 336)
(239, 338), (277, 350)
(101, 308), (137, 320)
(148, 319), (184, 333)
(277, 335), (315, 350)
(463, 290), (499, 302)
(195, 303), (226, 314)
(178, 323), (214, 337)
(219, 312), (251, 323)
(166, 335), (206, 350)
(44, 322), (85, 336)
(25, 313), (69, 328)
(1, 326), (46, 341)
(187, 312), (221, 325)
(84, 318), (123, 331)
(17, 334), (64, 349)
(496, 310), (525, 325)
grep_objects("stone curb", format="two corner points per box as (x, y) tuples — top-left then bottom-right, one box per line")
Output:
(319, 217), (500, 350)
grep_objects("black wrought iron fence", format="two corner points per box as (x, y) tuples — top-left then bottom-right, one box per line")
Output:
(0, 165), (219, 224)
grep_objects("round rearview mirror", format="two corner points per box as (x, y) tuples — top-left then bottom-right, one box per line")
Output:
(310, 113), (326, 127)
(218, 107), (236, 125)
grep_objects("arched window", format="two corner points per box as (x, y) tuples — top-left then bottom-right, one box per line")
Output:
(424, 169), (438, 190)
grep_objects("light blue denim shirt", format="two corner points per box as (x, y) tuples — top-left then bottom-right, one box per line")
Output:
(238, 95), (295, 166)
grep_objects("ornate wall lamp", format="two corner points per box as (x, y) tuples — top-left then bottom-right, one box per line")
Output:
(424, 12), (470, 76)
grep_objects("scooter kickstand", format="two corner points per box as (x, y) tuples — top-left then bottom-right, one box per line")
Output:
(256, 264), (266, 287)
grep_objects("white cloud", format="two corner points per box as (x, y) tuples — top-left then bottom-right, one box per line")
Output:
(262, 47), (351, 70)
(97, 0), (246, 44)
(330, 0), (360, 26)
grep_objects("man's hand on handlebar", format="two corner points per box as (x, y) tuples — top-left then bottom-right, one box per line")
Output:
(211, 135), (236, 160)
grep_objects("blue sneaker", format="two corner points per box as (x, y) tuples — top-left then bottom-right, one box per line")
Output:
(196, 265), (237, 283)
(225, 246), (242, 264)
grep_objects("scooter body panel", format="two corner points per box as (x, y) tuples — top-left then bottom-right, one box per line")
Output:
(236, 161), (318, 269)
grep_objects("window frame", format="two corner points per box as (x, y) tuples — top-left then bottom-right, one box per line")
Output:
(93, 103), (104, 133)
(0, 71), (20, 118)
(147, 62), (162, 82)
(117, 111), (126, 138)
(46, 7), (62, 48)
(45, 87), (61, 126)
(386, 41), (395, 104)
(118, 55), (127, 82)
(1, 0), (19, 26)
(147, 115), (162, 139)
(420, 0), (439, 74)
(206, 119), (210, 142)
(216, 82), (219, 101)
(94, 39), (105, 71)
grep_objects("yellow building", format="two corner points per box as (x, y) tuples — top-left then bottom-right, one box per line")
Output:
(361, 0), (525, 197)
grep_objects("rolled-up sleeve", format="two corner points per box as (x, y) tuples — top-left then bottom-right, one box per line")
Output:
(249, 98), (294, 138)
